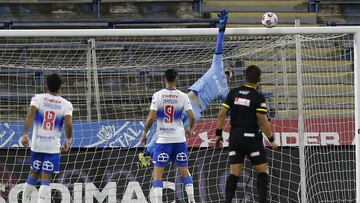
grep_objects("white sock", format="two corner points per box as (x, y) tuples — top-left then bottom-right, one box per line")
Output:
(185, 184), (195, 203)
(22, 183), (36, 203)
(37, 185), (51, 203)
(153, 187), (163, 203)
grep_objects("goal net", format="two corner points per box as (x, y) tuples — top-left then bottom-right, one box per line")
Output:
(0, 28), (356, 203)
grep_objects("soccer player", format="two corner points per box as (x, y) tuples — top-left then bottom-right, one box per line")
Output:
(21, 73), (73, 203)
(139, 10), (231, 166)
(214, 65), (278, 203)
(140, 68), (196, 203)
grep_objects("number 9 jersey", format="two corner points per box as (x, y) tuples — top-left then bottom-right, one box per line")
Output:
(30, 93), (73, 154)
(150, 89), (193, 144)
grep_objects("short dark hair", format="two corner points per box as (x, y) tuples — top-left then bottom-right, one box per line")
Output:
(245, 65), (261, 84)
(164, 68), (178, 83)
(46, 73), (63, 93)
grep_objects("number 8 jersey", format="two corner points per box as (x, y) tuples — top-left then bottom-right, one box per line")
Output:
(30, 93), (73, 153)
(150, 89), (193, 144)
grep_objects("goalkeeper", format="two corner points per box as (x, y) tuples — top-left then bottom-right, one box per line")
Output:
(139, 10), (232, 167)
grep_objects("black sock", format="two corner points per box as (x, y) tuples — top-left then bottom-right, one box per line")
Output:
(225, 174), (239, 203)
(257, 172), (269, 203)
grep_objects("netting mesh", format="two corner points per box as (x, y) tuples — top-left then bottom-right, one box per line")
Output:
(301, 34), (355, 203)
(0, 32), (355, 203)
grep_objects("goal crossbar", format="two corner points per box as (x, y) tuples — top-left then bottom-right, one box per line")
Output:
(0, 26), (360, 37)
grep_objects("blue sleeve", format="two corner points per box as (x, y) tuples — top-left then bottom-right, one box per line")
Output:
(187, 22), (228, 111)
(215, 31), (225, 55)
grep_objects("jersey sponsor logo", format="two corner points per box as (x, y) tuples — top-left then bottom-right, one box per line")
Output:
(162, 94), (178, 99)
(157, 153), (169, 163)
(37, 134), (56, 141)
(239, 90), (250, 95)
(176, 152), (187, 161)
(44, 98), (61, 104)
(234, 97), (250, 107)
(159, 127), (176, 133)
(229, 151), (236, 156)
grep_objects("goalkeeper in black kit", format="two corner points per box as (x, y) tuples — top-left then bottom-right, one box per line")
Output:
(214, 65), (278, 203)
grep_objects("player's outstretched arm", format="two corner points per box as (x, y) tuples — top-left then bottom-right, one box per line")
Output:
(215, 10), (228, 55)
(21, 105), (37, 146)
(187, 10), (229, 109)
(62, 115), (73, 152)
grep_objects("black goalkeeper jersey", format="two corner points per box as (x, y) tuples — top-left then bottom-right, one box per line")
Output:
(222, 84), (267, 132)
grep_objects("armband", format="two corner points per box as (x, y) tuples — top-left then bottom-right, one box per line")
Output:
(216, 129), (223, 137)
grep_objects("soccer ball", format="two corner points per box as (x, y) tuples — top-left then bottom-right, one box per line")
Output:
(262, 12), (278, 28)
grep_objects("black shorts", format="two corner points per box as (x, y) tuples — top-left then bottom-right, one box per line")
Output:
(228, 129), (267, 165)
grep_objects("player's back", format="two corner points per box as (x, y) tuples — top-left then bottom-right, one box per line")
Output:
(226, 85), (266, 132)
(30, 93), (73, 153)
(151, 88), (191, 144)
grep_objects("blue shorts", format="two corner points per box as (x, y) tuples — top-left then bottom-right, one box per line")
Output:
(30, 151), (60, 174)
(152, 142), (188, 167)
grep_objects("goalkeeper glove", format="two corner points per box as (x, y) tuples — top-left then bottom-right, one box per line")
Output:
(138, 152), (152, 168)
(218, 10), (228, 33)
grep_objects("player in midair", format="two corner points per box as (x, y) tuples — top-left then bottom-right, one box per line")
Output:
(21, 73), (73, 203)
(139, 10), (231, 166)
(140, 68), (196, 203)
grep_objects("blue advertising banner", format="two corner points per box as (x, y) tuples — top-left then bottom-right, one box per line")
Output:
(0, 120), (156, 148)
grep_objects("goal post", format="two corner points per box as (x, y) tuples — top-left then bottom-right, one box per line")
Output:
(354, 31), (360, 203)
(0, 27), (359, 203)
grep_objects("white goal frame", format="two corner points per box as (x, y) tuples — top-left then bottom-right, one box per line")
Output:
(1, 26), (359, 203)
